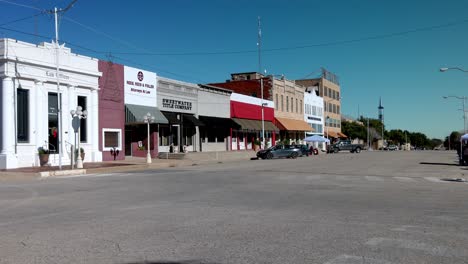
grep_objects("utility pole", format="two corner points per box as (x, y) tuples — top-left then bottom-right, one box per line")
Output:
(49, 0), (78, 170)
(258, 16), (265, 148)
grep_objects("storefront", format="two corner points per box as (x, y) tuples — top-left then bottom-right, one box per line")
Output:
(157, 77), (202, 153)
(197, 84), (237, 152)
(98, 61), (167, 161)
(304, 87), (324, 149)
(230, 93), (278, 150)
(1, 39), (101, 169)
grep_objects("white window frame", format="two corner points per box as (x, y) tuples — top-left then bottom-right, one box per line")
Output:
(102, 128), (122, 151)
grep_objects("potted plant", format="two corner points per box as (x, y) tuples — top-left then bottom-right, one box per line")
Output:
(253, 139), (261, 151)
(37, 147), (50, 166)
(75, 147), (85, 161)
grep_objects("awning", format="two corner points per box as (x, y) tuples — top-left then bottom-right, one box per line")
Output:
(275, 117), (314, 131)
(337, 132), (348, 138)
(232, 118), (279, 132)
(125, 104), (168, 124)
(324, 131), (338, 138)
(161, 111), (204, 126)
(199, 116), (241, 129)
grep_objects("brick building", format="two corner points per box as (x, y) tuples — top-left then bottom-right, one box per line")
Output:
(210, 72), (312, 144)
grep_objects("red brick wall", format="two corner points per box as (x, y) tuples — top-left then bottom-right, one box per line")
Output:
(98, 61), (125, 161)
(209, 78), (273, 101)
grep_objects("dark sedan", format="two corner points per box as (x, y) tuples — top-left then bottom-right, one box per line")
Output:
(257, 145), (301, 159)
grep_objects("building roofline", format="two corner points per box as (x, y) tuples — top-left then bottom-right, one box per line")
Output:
(198, 83), (233, 93)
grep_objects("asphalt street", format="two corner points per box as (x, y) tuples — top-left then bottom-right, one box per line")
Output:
(1, 151), (467, 264)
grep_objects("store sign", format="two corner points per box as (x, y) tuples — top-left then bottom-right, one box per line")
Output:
(308, 116), (321, 121)
(124, 66), (157, 107)
(162, 98), (192, 110)
(46, 71), (70, 80)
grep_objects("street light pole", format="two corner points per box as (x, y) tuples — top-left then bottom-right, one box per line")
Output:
(70, 106), (87, 169)
(144, 113), (155, 164)
(261, 78), (265, 149)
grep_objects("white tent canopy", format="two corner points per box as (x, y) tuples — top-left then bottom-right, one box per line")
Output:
(461, 133), (468, 141)
(304, 135), (330, 143)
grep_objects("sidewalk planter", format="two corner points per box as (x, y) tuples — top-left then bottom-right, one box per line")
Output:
(37, 147), (50, 167)
(75, 148), (85, 162)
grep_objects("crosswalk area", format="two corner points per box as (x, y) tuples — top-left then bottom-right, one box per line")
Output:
(254, 172), (468, 185)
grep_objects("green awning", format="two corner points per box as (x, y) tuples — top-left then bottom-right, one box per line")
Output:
(125, 104), (168, 124)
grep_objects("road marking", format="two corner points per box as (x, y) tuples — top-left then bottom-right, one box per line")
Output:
(324, 254), (393, 264)
(335, 175), (351, 181)
(306, 175), (322, 180)
(278, 175), (297, 180)
(365, 237), (468, 257)
(393, 177), (416, 182)
(424, 177), (442, 183)
(365, 176), (384, 181)
(58, 173), (127, 179)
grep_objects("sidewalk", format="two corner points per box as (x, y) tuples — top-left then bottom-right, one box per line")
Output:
(0, 150), (258, 180)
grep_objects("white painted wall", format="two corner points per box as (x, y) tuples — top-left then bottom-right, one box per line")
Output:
(0, 38), (102, 169)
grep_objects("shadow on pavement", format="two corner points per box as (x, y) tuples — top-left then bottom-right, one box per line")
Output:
(121, 261), (219, 264)
(419, 162), (459, 166)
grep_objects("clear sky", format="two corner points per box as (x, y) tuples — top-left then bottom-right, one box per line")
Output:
(1, 0), (468, 139)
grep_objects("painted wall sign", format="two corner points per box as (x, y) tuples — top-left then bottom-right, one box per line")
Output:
(124, 66), (157, 107)
(162, 98), (192, 110)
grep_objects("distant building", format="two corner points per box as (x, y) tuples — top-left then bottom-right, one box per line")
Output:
(209, 73), (313, 144)
(296, 68), (344, 139)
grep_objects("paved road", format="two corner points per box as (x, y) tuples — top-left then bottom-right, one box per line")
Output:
(1, 151), (467, 264)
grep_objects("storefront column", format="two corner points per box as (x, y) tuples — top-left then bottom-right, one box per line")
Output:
(34, 80), (46, 155)
(194, 125), (200, 152)
(90, 89), (101, 161)
(66, 85), (76, 156)
(272, 132), (276, 146)
(0, 77), (18, 168)
(229, 128), (233, 151)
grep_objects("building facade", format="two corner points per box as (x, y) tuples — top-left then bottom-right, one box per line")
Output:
(197, 84), (234, 152)
(270, 76), (313, 143)
(230, 92), (277, 150)
(210, 73), (312, 144)
(157, 77), (202, 153)
(304, 87), (324, 136)
(0, 39), (101, 169)
(296, 68), (344, 139)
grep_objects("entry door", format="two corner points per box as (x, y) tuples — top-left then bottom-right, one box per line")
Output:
(125, 130), (132, 156)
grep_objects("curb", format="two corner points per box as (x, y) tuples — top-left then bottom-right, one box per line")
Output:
(40, 169), (87, 178)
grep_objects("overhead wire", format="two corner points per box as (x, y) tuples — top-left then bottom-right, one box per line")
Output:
(0, 0), (43, 11)
(0, 11), (46, 26)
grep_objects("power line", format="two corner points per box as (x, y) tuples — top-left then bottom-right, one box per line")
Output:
(0, 11), (46, 26)
(108, 17), (468, 56)
(0, 0), (43, 11)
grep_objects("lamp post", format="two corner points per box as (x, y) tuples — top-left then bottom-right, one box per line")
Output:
(70, 106), (87, 169)
(144, 113), (155, 164)
(440, 67), (468, 163)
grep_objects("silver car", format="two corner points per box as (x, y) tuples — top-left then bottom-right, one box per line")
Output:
(257, 145), (301, 159)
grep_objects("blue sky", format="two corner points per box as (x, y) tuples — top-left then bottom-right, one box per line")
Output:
(2, 0), (468, 139)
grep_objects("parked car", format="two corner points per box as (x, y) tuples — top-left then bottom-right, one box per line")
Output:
(387, 145), (398, 151)
(257, 145), (301, 159)
(329, 140), (363, 153)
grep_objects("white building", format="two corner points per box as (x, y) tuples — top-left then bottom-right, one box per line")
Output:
(304, 87), (324, 135)
(0, 39), (102, 169)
